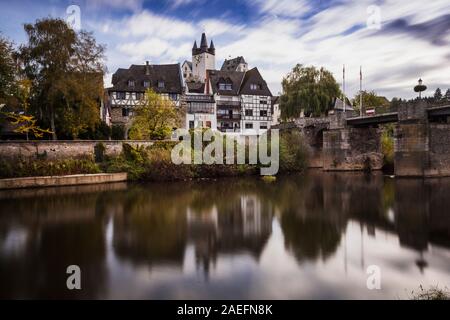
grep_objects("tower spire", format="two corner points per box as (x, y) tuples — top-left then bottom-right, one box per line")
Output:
(209, 40), (215, 55)
(200, 32), (208, 50)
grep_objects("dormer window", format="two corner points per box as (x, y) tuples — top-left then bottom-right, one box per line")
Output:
(158, 80), (165, 88)
(218, 78), (233, 91)
(128, 80), (135, 87)
(250, 83), (261, 90)
(143, 81), (150, 88)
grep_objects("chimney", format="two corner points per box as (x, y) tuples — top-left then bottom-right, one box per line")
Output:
(145, 61), (150, 75)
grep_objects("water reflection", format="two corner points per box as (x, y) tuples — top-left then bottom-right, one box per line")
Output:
(0, 173), (449, 299)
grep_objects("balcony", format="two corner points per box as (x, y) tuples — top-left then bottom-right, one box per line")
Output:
(217, 113), (241, 121)
(187, 106), (214, 114)
(216, 100), (241, 108)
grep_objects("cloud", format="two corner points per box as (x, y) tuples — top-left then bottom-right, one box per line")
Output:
(250, 0), (311, 18)
(100, 10), (196, 39)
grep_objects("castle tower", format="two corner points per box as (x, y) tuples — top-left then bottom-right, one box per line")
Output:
(192, 33), (216, 83)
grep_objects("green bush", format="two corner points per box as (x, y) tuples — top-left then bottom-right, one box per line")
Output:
(111, 124), (126, 140)
(381, 124), (394, 169)
(279, 130), (309, 173)
(0, 157), (101, 178)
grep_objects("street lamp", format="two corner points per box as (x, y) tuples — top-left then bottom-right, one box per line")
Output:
(414, 78), (427, 99)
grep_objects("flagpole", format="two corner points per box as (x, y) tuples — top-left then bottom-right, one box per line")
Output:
(343, 64), (346, 112)
(360, 66), (363, 117)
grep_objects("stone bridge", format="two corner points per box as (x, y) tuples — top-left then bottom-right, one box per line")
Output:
(279, 101), (450, 177)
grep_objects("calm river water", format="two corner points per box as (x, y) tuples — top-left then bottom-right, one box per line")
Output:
(0, 171), (449, 299)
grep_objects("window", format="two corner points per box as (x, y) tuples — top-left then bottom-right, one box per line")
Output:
(260, 122), (268, 129)
(206, 121), (212, 128)
(219, 83), (232, 90)
(260, 100), (267, 104)
(158, 81), (165, 88)
(143, 81), (150, 88)
(260, 110), (267, 117)
(135, 92), (144, 100)
(245, 109), (253, 116)
(250, 83), (260, 90)
(128, 80), (135, 87)
(245, 123), (253, 129)
(122, 108), (130, 117)
(116, 92), (126, 100)
(169, 93), (178, 101)
(189, 121), (195, 129)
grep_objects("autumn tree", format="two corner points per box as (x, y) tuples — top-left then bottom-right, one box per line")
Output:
(280, 64), (341, 119)
(129, 89), (182, 140)
(19, 18), (105, 140)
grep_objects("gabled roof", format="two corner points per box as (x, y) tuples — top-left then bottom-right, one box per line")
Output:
(239, 67), (272, 96)
(207, 70), (245, 96)
(221, 56), (247, 71)
(109, 63), (183, 94)
(182, 60), (192, 70)
(186, 81), (205, 94)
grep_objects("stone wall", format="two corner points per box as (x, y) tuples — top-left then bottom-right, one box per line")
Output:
(323, 127), (383, 171)
(426, 123), (450, 177)
(0, 140), (155, 160)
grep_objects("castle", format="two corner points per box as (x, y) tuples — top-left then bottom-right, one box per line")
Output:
(106, 32), (278, 136)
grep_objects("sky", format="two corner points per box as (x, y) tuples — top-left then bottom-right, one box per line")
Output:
(0, 0), (449, 99)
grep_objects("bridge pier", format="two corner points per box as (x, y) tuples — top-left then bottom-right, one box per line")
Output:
(395, 101), (450, 177)
(323, 112), (383, 171)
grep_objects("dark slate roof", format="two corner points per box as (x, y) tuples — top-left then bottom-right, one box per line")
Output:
(207, 70), (245, 96)
(221, 56), (246, 71)
(192, 33), (215, 55)
(109, 63), (183, 94)
(272, 96), (280, 105)
(239, 67), (272, 96)
(186, 81), (205, 94)
(183, 60), (192, 69)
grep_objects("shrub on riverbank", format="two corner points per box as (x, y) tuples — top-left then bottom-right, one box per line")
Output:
(0, 157), (101, 178)
(381, 124), (394, 172)
(279, 130), (309, 173)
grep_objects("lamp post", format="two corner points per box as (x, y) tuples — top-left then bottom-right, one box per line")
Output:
(414, 78), (427, 99)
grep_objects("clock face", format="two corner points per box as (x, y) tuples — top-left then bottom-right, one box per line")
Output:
(194, 55), (201, 63)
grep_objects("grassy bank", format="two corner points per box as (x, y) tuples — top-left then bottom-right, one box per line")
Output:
(0, 130), (309, 181)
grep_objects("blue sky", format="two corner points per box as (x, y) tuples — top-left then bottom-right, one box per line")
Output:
(0, 0), (449, 99)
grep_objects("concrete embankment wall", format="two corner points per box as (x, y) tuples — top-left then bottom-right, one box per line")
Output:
(0, 173), (128, 190)
(0, 140), (154, 160)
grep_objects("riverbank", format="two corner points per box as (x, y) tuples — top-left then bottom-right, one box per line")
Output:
(0, 173), (127, 190)
(0, 130), (309, 183)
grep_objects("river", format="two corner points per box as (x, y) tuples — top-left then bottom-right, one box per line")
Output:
(0, 171), (449, 299)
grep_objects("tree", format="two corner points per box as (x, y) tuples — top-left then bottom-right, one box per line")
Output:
(0, 110), (52, 138)
(280, 64), (341, 119)
(19, 18), (105, 140)
(0, 35), (17, 105)
(445, 89), (450, 102)
(129, 89), (182, 140)
(352, 90), (389, 113)
(390, 97), (403, 110)
(434, 88), (443, 102)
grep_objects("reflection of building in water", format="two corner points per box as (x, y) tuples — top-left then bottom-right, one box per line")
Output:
(187, 194), (273, 277)
(0, 188), (109, 299)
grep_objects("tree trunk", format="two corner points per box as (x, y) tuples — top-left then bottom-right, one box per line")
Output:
(50, 107), (57, 140)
